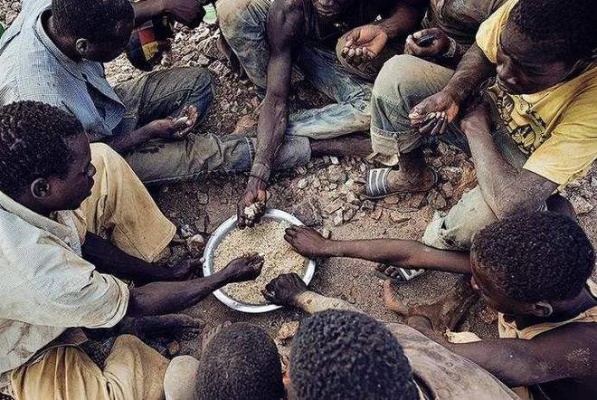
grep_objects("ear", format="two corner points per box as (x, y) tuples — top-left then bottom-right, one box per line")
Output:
(530, 301), (553, 317)
(75, 38), (89, 57)
(30, 178), (51, 199)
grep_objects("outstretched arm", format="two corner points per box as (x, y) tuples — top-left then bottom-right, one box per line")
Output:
(132, 0), (204, 27)
(284, 226), (471, 274)
(237, 0), (303, 228)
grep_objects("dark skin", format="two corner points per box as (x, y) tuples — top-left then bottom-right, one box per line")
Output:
(43, 2), (201, 154)
(237, 0), (422, 228)
(386, 20), (581, 218)
(281, 225), (597, 397)
(14, 132), (265, 318)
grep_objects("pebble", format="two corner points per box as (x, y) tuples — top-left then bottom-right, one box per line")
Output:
(321, 228), (332, 239)
(276, 321), (300, 342)
(441, 182), (454, 198)
(327, 165), (347, 183)
(333, 210), (344, 226)
(569, 195), (594, 215)
(297, 178), (308, 189)
(186, 234), (207, 257)
(361, 200), (375, 212)
(389, 211), (410, 224)
(196, 191), (209, 205)
(323, 199), (343, 215)
(197, 55), (210, 66)
(167, 341), (181, 357)
(328, 183), (338, 190)
(343, 208), (356, 222)
(370, 207), (383, 220)
(312, 178), (321, 189)
(208, 60), (231, 77)
(591, 177), (597, 188)
(179, 224), (194, 239)
(427, 190), (447, 210)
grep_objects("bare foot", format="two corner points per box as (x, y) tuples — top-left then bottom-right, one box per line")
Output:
(384, 278), (478, 333)
(129, 314), (205, 341)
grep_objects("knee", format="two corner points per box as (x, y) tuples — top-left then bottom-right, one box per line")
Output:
(373, 55), (431, 102)
(217, 0), (257, 38)
(90, 143), (132, 178)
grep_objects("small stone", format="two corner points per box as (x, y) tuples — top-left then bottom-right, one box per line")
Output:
(361, 200), (375, 212)
(329, 183), (338, 190)
(324, 199), (343, 215)
(194, 210), (210, 233)
(186, 234), (207, 257)
(570, 195), (594, 215)
(343, 208), (356, 222)
(179, 224), (194, 239)
(381, 195), (400, 206)
(333, 210), (344, 226)
(346, 191), (361, 206)
(327, 165), (347, 183)
(196, 191), (209, 205)
(479, 307), (498, 324)
(441, 182), (454, 198)
(330, 156), (340, 165)
(440, 166), (463, 183)
(406, 193), (426, 209)
(160, 185), (170, 194)
(297, 178), (309, 189)
(197, 54), (210, 67)
(276, 321), (300, 342)
(370, 207), (383, 220)
(167, 341), (181, 357)
(321, 228), (332, 239)
(591, 176), (597, 188)
(296, 166), (308, 175)
(360, 163), (368, 173)
(427, 190), (447, 210)
(312, 178), (321, 189)
(389, 211), (410, 224)
(208, 60), (231, 76)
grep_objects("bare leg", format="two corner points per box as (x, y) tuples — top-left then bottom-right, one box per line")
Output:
(310, 133), (372, 158)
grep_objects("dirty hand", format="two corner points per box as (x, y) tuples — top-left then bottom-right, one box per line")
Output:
(236, 177), (267, 229)
(459, 100), (492, 135)
(404, 28), (450, 58)
(163, 0), (204, 27)
(222, 253), (264, 283)
(284, 226), (332, 258)
(262, 273), (308, 306)
(408, 90), (460, 135)
(341, 24), (388, 66)
(145, 106), (196, 140)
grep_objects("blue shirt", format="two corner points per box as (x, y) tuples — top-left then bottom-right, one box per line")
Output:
(0, 0), (125, 140)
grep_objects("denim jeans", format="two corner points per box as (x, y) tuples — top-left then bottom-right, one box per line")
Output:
(217, 0), (372, 139)
(111, 67), (311, 185)
(371, 55), (530, 250)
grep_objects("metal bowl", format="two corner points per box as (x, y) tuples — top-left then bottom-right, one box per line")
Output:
(202, 208), (316, 313)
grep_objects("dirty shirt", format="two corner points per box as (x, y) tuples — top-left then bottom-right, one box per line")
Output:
(0, 191), (129, 392)
(476, 0), (597, 188)
(0, 0), (125, 141)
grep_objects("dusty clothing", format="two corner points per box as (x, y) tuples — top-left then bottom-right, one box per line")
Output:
(476, 0), (597, 188)
(10, 335), (169, 400)
(497, 281), (597, 400)
(0, 0), (311, 185)
(422, 0), (506, 47)
(386, 324), (518, 399)
(217, 0), (373, 139)
(0, 144), (175, 396)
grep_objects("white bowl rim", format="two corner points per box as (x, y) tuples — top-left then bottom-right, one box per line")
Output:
(202, 208), (316, 313)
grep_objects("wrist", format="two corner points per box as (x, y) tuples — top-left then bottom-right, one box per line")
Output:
(325, 240), (343, 257)
(441, 37), (457, 59)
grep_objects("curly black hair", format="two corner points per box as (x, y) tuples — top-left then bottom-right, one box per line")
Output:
(52, 0), (134, 42)
(290, 310), (418, 400)
(510, 0), (597, 62)
(195, 323), (284, 400)
(0, 101), (83, 198)
(471, 212), (595, 302)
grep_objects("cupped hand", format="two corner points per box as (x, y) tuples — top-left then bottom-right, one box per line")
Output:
(404, 28), (450, 58)
(222, 253), (264, 283)
(262, 273), (308, 306)
(164, 0), (204, 28)
(284, 226), (332, 258)
(341, 24), (388, 66)
(236, 177), (267, 229)
(145, 105), (197, 140)
(408, 90), (460, 135)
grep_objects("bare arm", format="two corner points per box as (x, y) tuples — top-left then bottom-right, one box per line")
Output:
(376, 0), (426, 39)
(461, 105), (558, 219)
(126, 255), (263, 316)
(284, 226), (471, 274)
(237, 0), (303, 227)
(132, 0), (203, 27)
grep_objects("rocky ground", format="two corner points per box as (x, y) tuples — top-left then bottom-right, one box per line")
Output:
(2, 8), (597, 363)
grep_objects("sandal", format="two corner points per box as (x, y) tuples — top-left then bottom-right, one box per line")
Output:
(364, 167), (438, 200)
(375, 264), (427, 283)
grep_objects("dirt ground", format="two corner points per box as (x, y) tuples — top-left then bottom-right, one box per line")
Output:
(104, 22), (597, 359)
(2, 8), (596, 361)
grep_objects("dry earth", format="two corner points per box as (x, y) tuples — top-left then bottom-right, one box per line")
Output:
(2, 6), (597, 362)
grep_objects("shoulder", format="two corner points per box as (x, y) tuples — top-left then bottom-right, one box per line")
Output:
(269, 0), (305, 28)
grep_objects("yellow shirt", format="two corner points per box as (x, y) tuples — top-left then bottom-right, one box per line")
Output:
(475, 0), (597, 187)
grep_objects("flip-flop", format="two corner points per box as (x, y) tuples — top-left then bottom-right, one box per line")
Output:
(364, 167), (438, 200)
(375, 264), (427, 283)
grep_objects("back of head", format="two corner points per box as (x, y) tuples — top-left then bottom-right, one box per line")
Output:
(195, 323), (284, 400)
(290, 310), (418, 400)
(0, 101), (82, 198)
(510, 0), (597, 62)
(472, 212), (596, 302)
(52, 0), (134, 41)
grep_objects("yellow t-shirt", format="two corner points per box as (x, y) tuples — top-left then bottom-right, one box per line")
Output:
(475, 0), (597, 187)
